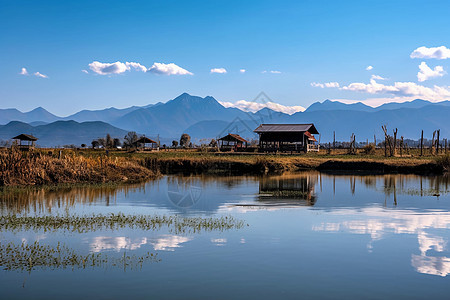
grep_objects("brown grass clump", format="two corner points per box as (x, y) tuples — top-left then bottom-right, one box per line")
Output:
(362, 144), (376, 155)
(436, 154), (450, 172)
(0, 149), (157, 186)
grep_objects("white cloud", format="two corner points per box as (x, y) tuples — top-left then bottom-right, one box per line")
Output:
(147, 62), (193, 75)
(89, 61), (192, 76)
(34, 72), (48, 78)
(371, 75), (386, 80)
(211, 68), (227, 74)
(20, 67), (28, 75)
(19, 67), (48, 78)
(219, 99), (305, 115)
(270, 70), (281, 74)
(81, 69), (89, 74)
(366, 66), (373, 71)
(89, 61), (129, 75)
(240, 69), (246, 73)
(311, 82), (340, 88)
(417, 62), (446, 82)
(339, 78), (450, 100)
(126, 62), (147, 72)
(411, 46), (450, 60)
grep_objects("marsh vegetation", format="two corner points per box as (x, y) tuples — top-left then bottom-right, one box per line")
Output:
(0, 241), (159, 272)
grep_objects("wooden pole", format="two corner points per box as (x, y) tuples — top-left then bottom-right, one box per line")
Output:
(431, 130), (436, 155)
(436, 129), (440, 154)
(333, 131), (336, 150)
(393, 128), (398, 156)
(420, 130), (423, 156)
(400, 136), (404, 157)
(374, 134), (376, 147)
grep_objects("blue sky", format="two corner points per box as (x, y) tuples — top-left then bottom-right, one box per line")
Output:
(1, 0), (450, 115)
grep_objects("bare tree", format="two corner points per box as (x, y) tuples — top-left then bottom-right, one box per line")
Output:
(124, 131), (138, 149)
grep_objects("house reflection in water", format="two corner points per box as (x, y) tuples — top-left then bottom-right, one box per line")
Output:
(258, 173), (318, 206)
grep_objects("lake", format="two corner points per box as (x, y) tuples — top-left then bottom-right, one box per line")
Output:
(1, 172), (449, 299)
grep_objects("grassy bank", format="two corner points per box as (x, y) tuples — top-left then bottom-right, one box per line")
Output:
(1, 148), (448, 187)
(132, 150), (447, 175)
(0, 149), (158, 186)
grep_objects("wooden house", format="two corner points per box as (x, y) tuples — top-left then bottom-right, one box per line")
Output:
(254, 124), (319, 152)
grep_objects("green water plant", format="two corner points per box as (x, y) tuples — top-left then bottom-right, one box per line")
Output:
(0, 241), (159, 272)
(0, 213), (246, 234)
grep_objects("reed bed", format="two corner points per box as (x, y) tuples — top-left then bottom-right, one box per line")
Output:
(0, 149), (157, 186)
(0, 213), (247, 234)
(0, 241), (159, 272)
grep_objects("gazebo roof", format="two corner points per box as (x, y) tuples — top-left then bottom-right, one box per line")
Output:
(218, 133), (249, 143)
(12, 134), (38, 141)
(304, 131), (317, 142)
(135, 136), (157, 144)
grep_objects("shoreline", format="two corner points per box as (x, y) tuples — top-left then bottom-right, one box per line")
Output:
(0, 149), (448, 187)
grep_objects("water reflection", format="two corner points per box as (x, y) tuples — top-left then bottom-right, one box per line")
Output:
(90, 235), (192, 252)
(312, 207), (450, 276)
(0, 183), (148, 214)
(258, 174), (317, 205)
(1, 173), (449, 215)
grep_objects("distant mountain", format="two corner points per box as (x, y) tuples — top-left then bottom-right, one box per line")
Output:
(63, 106), (141, 123)
(111, 93), (252, 137)
(374, 99), (450, 111)
(0, 107), (59, 125)
(0, 120), (128, 147)
(306, 100), (373, 112)
(1, 94), (449, 146)
(305, 99), (450, 113)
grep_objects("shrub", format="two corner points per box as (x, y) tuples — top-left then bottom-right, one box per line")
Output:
(362, 144), (376, 155)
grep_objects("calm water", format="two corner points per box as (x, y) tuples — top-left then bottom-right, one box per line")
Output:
(1, 172), (450, 299)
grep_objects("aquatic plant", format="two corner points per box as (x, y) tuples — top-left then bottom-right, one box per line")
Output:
(0, 213), (246, 234)
(0, 241), (159, 272)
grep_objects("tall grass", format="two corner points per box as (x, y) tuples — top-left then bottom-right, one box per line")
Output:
(436, 154), (450, 172)
(0, 149), (157, 186)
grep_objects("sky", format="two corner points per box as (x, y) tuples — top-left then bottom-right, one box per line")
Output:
(1, 0), (450, 116)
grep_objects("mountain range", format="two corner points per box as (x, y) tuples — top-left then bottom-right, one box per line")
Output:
(0, 93), (449, 147)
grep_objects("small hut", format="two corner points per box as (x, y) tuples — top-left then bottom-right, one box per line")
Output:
(135, 136), (158, 150)
(12, 134), (38, 150)
(218, 133), (248, 151)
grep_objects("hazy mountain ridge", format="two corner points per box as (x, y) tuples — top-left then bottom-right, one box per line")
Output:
(0, 120), (128, 147)
(0, 94), (449, 146)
